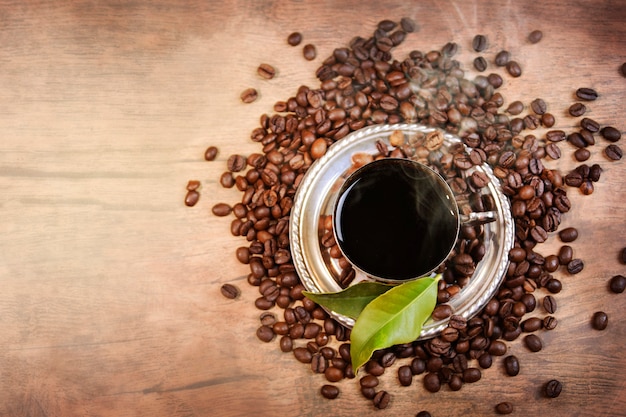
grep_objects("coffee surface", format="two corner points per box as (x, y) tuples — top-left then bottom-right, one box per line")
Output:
(334, 159), (459, 280)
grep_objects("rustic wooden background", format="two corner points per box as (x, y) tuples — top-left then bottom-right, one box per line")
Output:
(1, 1), (625, 416)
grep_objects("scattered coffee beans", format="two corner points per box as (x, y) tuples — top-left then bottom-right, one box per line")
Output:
(506, 61), (522, 77)
(605, 144), (623, 160)
(609, 275), (626, 293)
(622, 248), (626, 264)
(303, 44), (317, 60)
(600, 126), (622, 142)
(496, 402), (514, 414)
(559, 227), (579, 242)
(473, 56), (488, 72)
(416, 412), (432, 417)
(576, 87), (599, 101)
(184, 189), (200, 207)
(528, 30), (543, 44)
(592, 311), (608, 330)
(240, 87), (258, 103)
(320, 384), (340, 399)
(472, 34), (488, 52)
(524, 334), (543, 352)
(287, 32), (303, 46)
(544, 379), (563, 398)
(257, 63), (276, 79)
(204, 146), (218, 161)
(220, 283), (240, 299)
(504, 355), (520, 376)
(495, 50), (510, 66)
(621, 62), (626, 77)
(569, 102), (586, 117)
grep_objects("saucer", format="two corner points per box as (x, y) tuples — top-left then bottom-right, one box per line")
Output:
(289, 124), (514, 339)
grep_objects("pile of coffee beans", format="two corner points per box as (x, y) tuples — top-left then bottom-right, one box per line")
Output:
(197, 18), (624, 412)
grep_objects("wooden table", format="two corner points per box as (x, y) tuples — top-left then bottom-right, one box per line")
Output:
(1, 1), (625, 416)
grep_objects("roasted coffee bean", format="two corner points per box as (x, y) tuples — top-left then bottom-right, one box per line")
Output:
(279, 335), (293, 352)
(220, 171), (235, 188)
(566, 258), (584, 274)
(373, 390), (390, 409)
(546, 278), (563, 294)
(622, 247), (626, 264)
(220, 283), (240, 299)
(592, 311), (608, 330)
(528, 29), (543, 44)
(622, 62), (626, 77)
(320, 384), (339, 399)
(212, 203), (232, 217)
(472, 34), (488, 51)
(605, 144), (623, 160)
(609, 275), (626, 293)
(359, 374), (379, 389)
(543, 295), (557, 314)
(544, 379), (563, 398)
(601, 126), (622, 142)
(504, 355), (520, 376)
(524, 334), (543, 352)
(257, 63), (276, 80)
(184, 190), (200, 207)
(542, 112), (556, 127)
(473, 56), (488, 72)
(256, 325), (275, 342)
(416, 412), (432, 417)
(410, 358), (426, 375)
(544, 315), (558, 330)
(567, 132), (586, 148)
(559, 227), (578, 242)
(506, 100), (524, 115)
(400, 17), (417, 32)
(423, 373), (441, 393)
(506, 61), (522, 77)
(240, 87), (258, 103)
(496, 402), (514, 414)
(462, 368), (482, 383)
(227, 154), (246, 172)
(204, 146), (218, 161)
(287, 32), (303, 46)
(576, 87), (598, 101)
(324, 366), (344, 382)
(432, 304), (452, 320)
(521, 317), (543, 332)
(569, 102), (586, 117)
(303, 44), (317, 60)
(293, 347), (312, 363)
(488, 340), (507, 356)
(546, 129), (566, 142)
(495, 50), (510, 66)
(531, 98), (547, 115)
(580, 117), (600, 133)
(574, 147), (591, 162)
(398, 365), (413, 386)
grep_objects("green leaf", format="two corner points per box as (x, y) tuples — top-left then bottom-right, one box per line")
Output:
(349, 276), (439, 373)
(303, 281), (394, 320)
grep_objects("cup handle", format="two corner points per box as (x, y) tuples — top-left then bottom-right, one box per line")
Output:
(459, 211), (497, 226)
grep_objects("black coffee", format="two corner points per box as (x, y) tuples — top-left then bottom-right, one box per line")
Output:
(333, 158), (459, 281)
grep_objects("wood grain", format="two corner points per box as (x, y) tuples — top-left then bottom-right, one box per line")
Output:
(0, 1), (625, 416)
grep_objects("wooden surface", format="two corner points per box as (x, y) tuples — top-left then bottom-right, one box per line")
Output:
(1, 1), (625, 416)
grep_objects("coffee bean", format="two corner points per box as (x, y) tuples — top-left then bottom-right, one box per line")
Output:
(609, 275), (626, 293)
(324, 366), (344, 382)
(600, 126), (622, 142)
(605, 144), (623, 160)
(184, 190), (200, 207)
(506, 100), (524, 115)
(400, 17), (417, 32)
(559, 227), (578, 242)
(569, 102), (586, 117)
(546, 278), (563, 294)
(528, 29), (543, 44)
(622, 248), (626, 264)
(495, 50), (510, 66)
(227, 154), (246, 172)
(487, 72), (503, 88)
(544, 379), (563, 398)
(287, 32), (302, 46)
(506, 61), (522, 77)
(531, 98), (547, 115)
(462, 368), (482, 383)
(542, 113), (556, 127)
(397, 365), (413, 386)
(521, 317), (543, 332)
(256, 325), (275, 342)
(303, 44), (317, 60)
(592, 311), (608, 330)
(543, 295), (557, 314)
(257, 63), (276, 80)
(576, 87), (598, 101)
(240, 87), (258, 103)
(546, 130), (566, 142)
(524, 334), (543, 352)
(432, 304), (452, 320)
(496, 402), (514, 414)
(423, 372), (441, 392)
(622, 62), (626, 77)
(574, 147), (591, 162)
(220, 283), (240, 299)
(567, 132), (587, 148)
(544, 315), (558, 330)
(580, 117), (600, 133)
(504, 355), (520, 376)
(416, 412), (432, 417)
(472, 34), (488, 51)
(212, 203), (233, 217)
(320, 384), (339, 399)
(204, 146), (219, 161)
(373, 390), (390, 409)
(473, 56), (488, 72)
